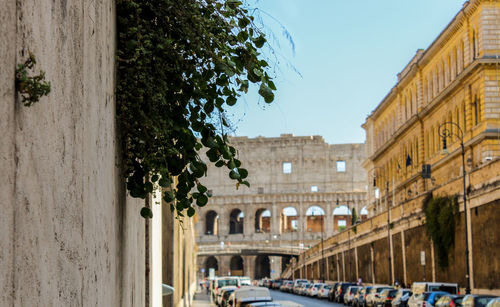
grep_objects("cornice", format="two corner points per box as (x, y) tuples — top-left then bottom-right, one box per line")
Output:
(205, 191), (367, 206)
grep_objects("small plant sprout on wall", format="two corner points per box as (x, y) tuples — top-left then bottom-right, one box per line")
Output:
(15, 52), (51, 106)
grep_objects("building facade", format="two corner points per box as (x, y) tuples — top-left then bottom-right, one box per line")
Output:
(288, 0), (500, 295)
(196, 135), (367, 280)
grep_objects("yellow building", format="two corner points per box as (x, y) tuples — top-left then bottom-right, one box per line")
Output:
(362, 0), (500, 292)
(286, 0), (500, 295)
(363, 0), (500, 211)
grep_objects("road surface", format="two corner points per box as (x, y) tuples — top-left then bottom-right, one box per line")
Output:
(269, 289), (345, 307)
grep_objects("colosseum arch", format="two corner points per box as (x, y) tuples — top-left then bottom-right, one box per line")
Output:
(205, 210), (219, 235)
(280, 206), (298, 233)
(255, 208), (271, 233)
(333, 205), (351, 231)
(205, 256), (219, 277)
(254, 255), (270, 280)
(229, 209), (244, 234)
(305, 206), (325, 233)
(230, 255), (244, 276)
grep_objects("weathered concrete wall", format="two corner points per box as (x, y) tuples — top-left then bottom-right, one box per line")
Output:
(0, 0), (145, 305)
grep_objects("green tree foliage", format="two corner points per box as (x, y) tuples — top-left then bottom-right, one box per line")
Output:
(116, 0), (276, 218)
(16, 52), (51, 106)
(351, 207), (358, 224)
(424, 195), (458, 268)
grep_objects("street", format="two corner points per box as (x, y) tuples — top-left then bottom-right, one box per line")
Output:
(269, 289), (344, 307)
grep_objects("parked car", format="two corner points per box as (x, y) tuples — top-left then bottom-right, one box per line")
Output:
(329, 282), (341, 302)
(375, 289), (398, 307)
(411, 291), (450, 307)
(336, 282), (357, 303)
(485, 298), (500, 307)
(227, 286), (272, 307)
(217, 286), (237, 306)
(212, 277), (240, 301)
(358, 286), (374, 307)
(318, 283), (332, 299)
(272, 280), (283, 289)
(345, 286), (362, 306)
(411, 283), (459, 296)
(302, 283), (313, 296)
(295, 283), (308, 296)
(392, 289), (412, 307)
(309, 283), (324, 297)
(435, 294), (464, 307)
(280, 280), (293, 292)
(292, 279), (308, 294)
(220, 287), (238, 307)
(462, 295), (498, 307)
(366, 286), (395, 307)
(239, 277), (252, 286)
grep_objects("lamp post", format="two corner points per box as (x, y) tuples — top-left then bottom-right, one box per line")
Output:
(370, 167), (392, 285)
(438, 122), (471, 294)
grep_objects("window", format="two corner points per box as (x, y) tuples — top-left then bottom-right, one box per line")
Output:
(311, 185), (318, 192)
(282, 162), (292, 174)
(257, 187), (264, 194)
(336, 160), (346, 172)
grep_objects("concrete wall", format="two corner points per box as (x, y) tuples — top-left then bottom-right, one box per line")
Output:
(0, 0), (146, 305)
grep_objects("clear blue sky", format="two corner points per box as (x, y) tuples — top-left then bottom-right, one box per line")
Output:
(229, 0), (465, 144)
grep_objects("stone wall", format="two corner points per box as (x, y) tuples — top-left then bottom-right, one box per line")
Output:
(0, 0), (146, 305)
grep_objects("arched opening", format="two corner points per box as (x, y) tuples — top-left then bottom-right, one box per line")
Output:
(205, 210), (219, 235)
(333, 205), (352, 231)
(306, 206), (325, 233)
(254, 255), (271, 280)
(229, 209), (244, 234)
(255, 208), (271, 233)
(360, 206), (369, 221)
(280, 207), (298, 233)
(281, 255), (292, 272)
(205, 256), (219, 277)
(230, 255), (244, 276)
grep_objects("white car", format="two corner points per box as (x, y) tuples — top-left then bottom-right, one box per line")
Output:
(211, 277), (240, 302)
(318, 284), (332, 299)
(309, 283), (324, 297)
(239, 276), (252, 286)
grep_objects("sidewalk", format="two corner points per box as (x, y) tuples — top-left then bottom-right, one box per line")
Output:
(192, 291), (214, 307)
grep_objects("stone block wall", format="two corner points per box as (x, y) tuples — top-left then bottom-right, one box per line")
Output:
(0, 0), (146, 305)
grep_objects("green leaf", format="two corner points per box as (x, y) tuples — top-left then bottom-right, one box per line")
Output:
(187, 207), (196, 217)
(163, 191), (175, 202)
(197, 194), (208, 207)
(151, 174), (159, 182)
(229, 170), (240, 180)
(241, 180), (250, 188)
(258, 84), (274, 103)
(253, 35), (266, 48)
(238, 168), (248, 179)
(140, 207), (153, 219)
(226, 96), (237, 106)
(215, 160), (225, 167)
(197, 184), (207, 193)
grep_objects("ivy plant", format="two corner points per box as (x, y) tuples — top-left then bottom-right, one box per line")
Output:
(423, 195), (459, 268)
(116, 0), (277, 218)
(15, 52), (51, 106)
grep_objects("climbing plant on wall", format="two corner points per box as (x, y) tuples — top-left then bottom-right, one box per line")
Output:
(116, 0), (277, 218)
(423, 195), (459, 268)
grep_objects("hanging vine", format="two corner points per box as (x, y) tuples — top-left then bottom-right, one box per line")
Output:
(116, 0), (277, 218)
(423, 195), (459, 268)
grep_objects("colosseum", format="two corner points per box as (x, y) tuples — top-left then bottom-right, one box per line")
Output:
(196, 134), (368, 280)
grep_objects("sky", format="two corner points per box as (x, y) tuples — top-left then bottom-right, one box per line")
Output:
(228, 0), (466, 145)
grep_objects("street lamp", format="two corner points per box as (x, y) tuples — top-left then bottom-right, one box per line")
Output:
(370, 167), (392, 285)
(438, 122), (471, 294)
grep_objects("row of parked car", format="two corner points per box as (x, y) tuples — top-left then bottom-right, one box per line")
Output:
(259, 278), (500, 307)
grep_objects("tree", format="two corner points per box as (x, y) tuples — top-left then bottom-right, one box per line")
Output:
(116, 0), (277, 218)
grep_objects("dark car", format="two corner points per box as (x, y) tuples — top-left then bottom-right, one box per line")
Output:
(336, 282), (357, 304)
(392, 289), (412, 307)
(272, 280), (283, 289)
(462, 295), (498, 307)
(376, 289), (398, 307)
(329, 282), (341, 301)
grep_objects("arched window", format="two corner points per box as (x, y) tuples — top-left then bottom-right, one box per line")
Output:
(306, 206), (325, 233)
(255, 208), (271, 233)
(281, 207), (298, 233)
(360, 206), (369, 220)
(254, 255), (271, 280)
(333, 205), (351, 231)
(229, 209), (244, 234)
(205, 210), (219, 235)
(205, 256), (219, 277)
